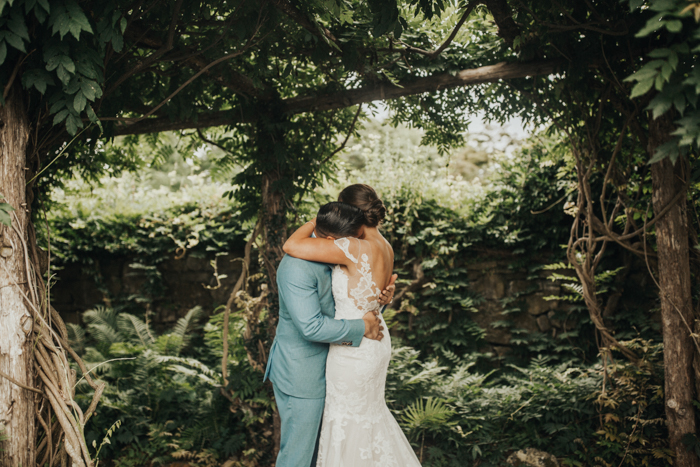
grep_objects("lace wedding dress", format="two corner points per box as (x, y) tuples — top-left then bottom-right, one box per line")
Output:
(316, 237), (422, 467)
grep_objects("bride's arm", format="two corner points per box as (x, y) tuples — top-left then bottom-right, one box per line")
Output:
(283, 219), (354, 265)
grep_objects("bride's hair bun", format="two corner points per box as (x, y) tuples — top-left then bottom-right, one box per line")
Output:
(363, 198), (386, 228)
(338, 184), (386, 228)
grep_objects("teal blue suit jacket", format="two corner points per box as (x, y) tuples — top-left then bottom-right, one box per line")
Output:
(264, 255), (365, 399)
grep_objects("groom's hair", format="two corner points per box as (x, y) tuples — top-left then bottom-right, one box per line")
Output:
(315, 202), (365, 239)
(338, 184), (386, 227)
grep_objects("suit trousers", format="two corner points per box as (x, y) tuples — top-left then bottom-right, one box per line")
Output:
(273, 384), (325, 467)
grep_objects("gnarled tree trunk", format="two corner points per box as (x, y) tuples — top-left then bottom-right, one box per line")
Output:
(0, 89), (36, 466)
(649, 114), (698, 467)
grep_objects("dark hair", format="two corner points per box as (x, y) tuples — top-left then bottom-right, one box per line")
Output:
(338, 184), (386, 227)
(315, 202), (365, 239)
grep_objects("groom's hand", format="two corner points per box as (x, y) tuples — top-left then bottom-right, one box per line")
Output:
(363, 311), (384, 341)
(378, 274), (398, 306)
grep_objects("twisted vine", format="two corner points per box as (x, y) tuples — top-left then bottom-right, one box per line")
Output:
(1, 212), (104, 467)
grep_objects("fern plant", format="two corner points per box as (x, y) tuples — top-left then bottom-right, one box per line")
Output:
(544, 263), (626, 302)
(73, 305), (272, 466)
(384, 343), (670, 467)
(402, 397), (456, 462)
(93, 419), (122, 467)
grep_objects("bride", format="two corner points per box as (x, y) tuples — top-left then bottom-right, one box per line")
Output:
(283, 184), (421, 466)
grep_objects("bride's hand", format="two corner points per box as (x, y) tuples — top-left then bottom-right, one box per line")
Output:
(378, 274), (398, 306)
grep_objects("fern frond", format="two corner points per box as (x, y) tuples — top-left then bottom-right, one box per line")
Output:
(405, 362), (448, 385)
(167, 365), (221, 387)
(172, 306), (203, 353)
(155, 334), (184, 356)
(155, 355), (223, 385)
(543, 262), (573, 270)
(84, 306), (121, 345)
(562, 283), (584, 296)
(117, 313), (155, 346)
(401, 397), (454, 432)
(594, 267), (625, 286)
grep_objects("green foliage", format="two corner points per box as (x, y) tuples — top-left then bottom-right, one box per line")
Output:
(386, 341), (668, 466)
(544, 264), (626, 302)
(45, 172), (246, 310)
(1, 0), (121, 130)
(93, 419), (122, 467)
(73, 305), (274, 466)
(7, 0), (502, 208)
(586, 340), (670, 467)
(71, 306), (670, 467)
(622, 0), (700, 163)
(331, 130), (582, 365)
(402, 396), (456, 438)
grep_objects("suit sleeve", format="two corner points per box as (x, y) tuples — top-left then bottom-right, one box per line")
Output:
(278, 264), (365, 347)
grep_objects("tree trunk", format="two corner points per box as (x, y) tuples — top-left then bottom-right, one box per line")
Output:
(261, 169), (286, 291)
(262, 168), (285, 460)
(649, 114), (698, 467)
(0, 89), (36, 466)
(255, 111), (289, 461)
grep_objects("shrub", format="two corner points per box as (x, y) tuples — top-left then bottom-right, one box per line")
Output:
(385, 339), (669, 466)
(71, 305), (275, 466)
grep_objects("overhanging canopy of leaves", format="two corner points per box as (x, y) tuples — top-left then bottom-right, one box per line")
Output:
(1, 0), (698, 201)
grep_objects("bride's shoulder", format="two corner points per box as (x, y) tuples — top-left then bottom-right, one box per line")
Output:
(365, 233), (392, 252)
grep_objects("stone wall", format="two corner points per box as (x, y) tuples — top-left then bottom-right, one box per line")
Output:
(53, 249), (245, 326)
(54, 247), (653, 349)
(462, 249), (656, 355)
(464, 251), (572, 355)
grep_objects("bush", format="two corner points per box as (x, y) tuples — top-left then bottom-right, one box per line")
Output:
(386, 339), (668, 466)
(72, 303), (669, 467)
(71, 305), (275, 466)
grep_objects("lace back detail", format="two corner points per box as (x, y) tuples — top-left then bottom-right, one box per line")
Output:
(333, 237), (381, 315)
(333, 237), (358, 264)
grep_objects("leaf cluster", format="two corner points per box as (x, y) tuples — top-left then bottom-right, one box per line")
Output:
(70, 304), (273, 466)
(385, 341), (669, 466)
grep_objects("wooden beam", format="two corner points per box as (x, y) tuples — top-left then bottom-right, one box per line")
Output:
(114, 59), (562, 135)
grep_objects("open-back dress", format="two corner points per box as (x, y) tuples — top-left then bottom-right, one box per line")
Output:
(316, 237), (422, 467)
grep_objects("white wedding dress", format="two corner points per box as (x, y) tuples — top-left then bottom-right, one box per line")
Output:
(316, 237), (422, 467)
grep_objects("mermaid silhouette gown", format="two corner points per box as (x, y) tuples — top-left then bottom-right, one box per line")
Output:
(316, 237), (422, 467)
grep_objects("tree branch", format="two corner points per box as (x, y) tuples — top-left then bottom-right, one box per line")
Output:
(0, 368), (42, 394)
(196, 128), (232, 154)
(393, 2), (477, 58)
(483, 0), (520, 47)
(390, 260), (426, 309)
(270, 0), (340, 47)
(123, 21), (265, 99)
(114, 59), (562, 135)
(431, 2), (478, 57)
(128, 47), (258, 124)
(320, 104), (362, 166)
(104, 0), (184, 97)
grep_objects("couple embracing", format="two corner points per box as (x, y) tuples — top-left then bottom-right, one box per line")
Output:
(264, 184), (422, 466)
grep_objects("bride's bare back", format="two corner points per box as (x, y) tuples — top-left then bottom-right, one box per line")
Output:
(334, 233), (394, 314)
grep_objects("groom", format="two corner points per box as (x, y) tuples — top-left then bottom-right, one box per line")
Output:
(264, 252), (394, 467)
